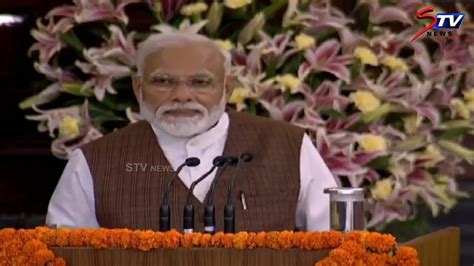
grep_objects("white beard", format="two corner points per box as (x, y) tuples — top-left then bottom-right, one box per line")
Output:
(139, 94), (226, 138)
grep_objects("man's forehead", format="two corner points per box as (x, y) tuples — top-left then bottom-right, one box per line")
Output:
(143, 43), (224, 76)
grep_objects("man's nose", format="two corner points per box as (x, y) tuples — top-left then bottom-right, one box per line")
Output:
(170, 81), (194, 103)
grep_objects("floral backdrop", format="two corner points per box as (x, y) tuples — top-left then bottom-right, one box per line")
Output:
(22, 0), (473, 230)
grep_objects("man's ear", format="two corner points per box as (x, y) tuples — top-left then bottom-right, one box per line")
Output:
(132, 74), (142, 101)
(224, 75), (237, 101)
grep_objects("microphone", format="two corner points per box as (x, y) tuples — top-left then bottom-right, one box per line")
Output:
(159, 157), (200, 232)
(203, 156), (238, 234)
(183, 156), (227, 233)
(224, 152), (253, 233)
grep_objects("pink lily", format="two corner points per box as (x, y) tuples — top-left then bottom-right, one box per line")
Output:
(29, 18), (73, 63)
(152, 19), (208, 34)
(25, 105), (82, 138)
(301, 81), (351, 112)
(259, 96), (304, 123)
(363, 0), (413, 25)
(49, 101), (103, 159)
(76, 47), (133, 101)
(300, 39), (352, 83)
(48, 0), (141, 24)
(249, 31), (298, 69)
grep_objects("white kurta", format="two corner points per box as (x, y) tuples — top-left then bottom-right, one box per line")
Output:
(46, 112), (338, 231)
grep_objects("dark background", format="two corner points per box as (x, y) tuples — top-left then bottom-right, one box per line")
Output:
(0, 0), (472, 264)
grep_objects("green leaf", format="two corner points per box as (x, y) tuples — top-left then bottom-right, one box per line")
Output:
(59, 31), (85, 53)
(261, 0), (288, 19)
(440, 127), (473, 140)
(265, 58), (279, 77)
(281, 53), (302, 75)
(320, 109), (348, 120)
(60, 83), (94, 97)
(367, 155), (390, 170)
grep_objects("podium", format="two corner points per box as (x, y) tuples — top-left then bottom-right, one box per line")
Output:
(48, 227), (460, 266)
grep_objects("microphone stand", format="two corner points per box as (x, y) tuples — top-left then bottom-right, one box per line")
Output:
(183, 156), (227, 233)
(159, 157), (200, 232)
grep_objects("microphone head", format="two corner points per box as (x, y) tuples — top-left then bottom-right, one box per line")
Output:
(240, 152), (253, 162)
(185, 157), (200, 167)
(213, 156), (227, 167)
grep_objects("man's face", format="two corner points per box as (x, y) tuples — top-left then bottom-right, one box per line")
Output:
(133, 43), (233, 137)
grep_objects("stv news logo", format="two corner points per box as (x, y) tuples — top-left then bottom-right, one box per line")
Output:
(411, 6), (465, 42)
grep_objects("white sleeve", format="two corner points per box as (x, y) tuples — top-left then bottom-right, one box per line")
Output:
(45, 148), (99, 228)
(295, 133), (338, 231)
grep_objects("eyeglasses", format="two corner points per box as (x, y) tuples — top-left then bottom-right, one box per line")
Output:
(145, 74), (218, 92)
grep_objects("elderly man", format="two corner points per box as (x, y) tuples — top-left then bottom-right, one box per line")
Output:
(46, 32), (337, 232)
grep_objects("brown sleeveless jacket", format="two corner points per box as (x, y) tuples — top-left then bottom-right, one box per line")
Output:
(81, 111), (304, 232)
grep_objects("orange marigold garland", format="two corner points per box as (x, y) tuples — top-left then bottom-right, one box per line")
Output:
(0, 227), (419, 265)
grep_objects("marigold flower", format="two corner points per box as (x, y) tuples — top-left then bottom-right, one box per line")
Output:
(199, 233), (213, 248)
(265, 231), (281, 249)
(396, 246), (419, 265)
(212, 232), (225, 247)
(365, 232), (396, 253)
(245, 232), (257, 249)
(328, 248), (356, 265)
(162, 230), (181, 249)
(233, 232), (249, 249)
(222, 233), (234, 248)
(22, 239), (48, 255)
(32, 249), (55, 265)
(255, 232), (267, 248)
(277, 231), (294, 249)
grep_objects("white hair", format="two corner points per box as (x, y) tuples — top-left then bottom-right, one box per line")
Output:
(136, 32), (232, 76)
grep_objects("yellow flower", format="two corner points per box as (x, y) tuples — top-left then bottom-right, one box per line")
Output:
(416, 144), (445, 167)
(462, 89), (474, 111)
(59, 116), (81, 138)
(350, 90), (381, 113)
(463, 88), (474, 101)
(466, 101), (474, 112)
(381, 56), (409, 72)
(295, 33), (315, 50)
(353, 46), (379, 66)
(180, 2), (208, 16)
(371, 179), (393, 201)
(360, 134), (388, 152)
(228, 87), (250, 104)
(403, 114), (420, 134)
(276, 74), (301, 94)
(224, 0), (252, 9)
(214, 39), (234, 51)
(432, 183), (457, 210)
(450, 98), (470, 119)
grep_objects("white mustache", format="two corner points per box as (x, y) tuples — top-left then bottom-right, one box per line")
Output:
(156, 102), (208, 117)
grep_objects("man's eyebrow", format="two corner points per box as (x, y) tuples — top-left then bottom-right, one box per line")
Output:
(149, 69), (167, 77)
(191, 70), (216, 78)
